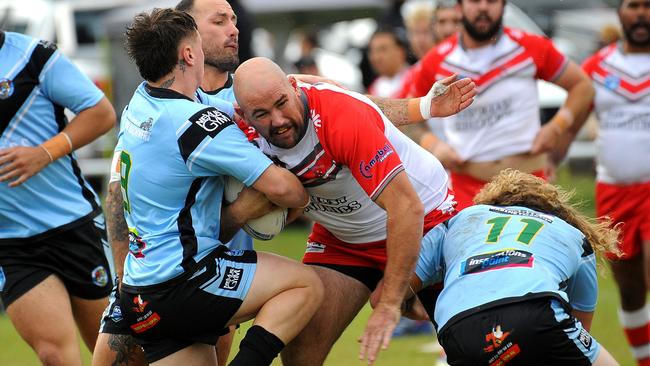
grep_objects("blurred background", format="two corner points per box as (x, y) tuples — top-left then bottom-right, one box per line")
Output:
(0, 0), (634, 364)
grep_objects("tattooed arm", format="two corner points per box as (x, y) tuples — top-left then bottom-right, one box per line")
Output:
(106, 181), (129, 284)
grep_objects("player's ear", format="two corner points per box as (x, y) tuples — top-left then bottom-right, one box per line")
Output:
(288, 75), (298, 89)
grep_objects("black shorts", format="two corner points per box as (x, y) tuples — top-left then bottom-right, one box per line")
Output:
(119, 247), (257, 363)
(309, 263), (383, 291)
(439, 297), (601, 366)
(0, 215), (113, 307)
(99, 276), (130, 335)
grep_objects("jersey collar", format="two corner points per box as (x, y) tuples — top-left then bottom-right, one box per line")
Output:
(0, 32), (5, 50)
(200, 73), (233, 95)
(144, 83), (193, 101)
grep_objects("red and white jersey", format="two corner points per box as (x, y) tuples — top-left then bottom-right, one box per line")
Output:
(410, 28), (568, 162)
(582, 44), (650, 184)
(253, 83), (452, 243)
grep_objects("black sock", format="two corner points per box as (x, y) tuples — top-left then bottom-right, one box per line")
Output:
(228, 325), (285, 366)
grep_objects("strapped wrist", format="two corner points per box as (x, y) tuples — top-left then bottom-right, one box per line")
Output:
(40, 132), (73, 162)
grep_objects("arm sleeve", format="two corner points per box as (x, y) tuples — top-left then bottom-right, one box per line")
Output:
(177, 107), (272, 186)
(531, 36), (569, 82)
(565, 250), (598, 312)
(319, 93), (404, 200)
(416, 224), (447, 287)
(40, 50), (104, 113)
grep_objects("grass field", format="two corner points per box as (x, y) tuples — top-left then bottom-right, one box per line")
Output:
(0, 169), (636, 365)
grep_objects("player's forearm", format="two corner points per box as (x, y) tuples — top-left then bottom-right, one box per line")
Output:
(368, 96), (426, 127)
(106, 181), (129, 279)
(63, 97), (116, 150)
(560, 78), (594, 136)
(219, 202), (247, 243)
(379, 204), (424, 308)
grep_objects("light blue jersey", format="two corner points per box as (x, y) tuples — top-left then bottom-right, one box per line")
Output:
(416, 204), (598, 332)
(119, 82), (272, 287)
(0, 32), (104, 240)
(198, 73), (253, 251)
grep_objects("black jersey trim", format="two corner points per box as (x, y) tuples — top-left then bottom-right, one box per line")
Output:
(177, 178), (204, 272)
(177, 107), (234, 162)
(436, 291), (571, 335)
(199, 73), (233, 95)
(581, 238), (594, 258)
(0, 210), (101, 245)
(0, 39), (56, 136)
(0, 32), (5, 49)
(144, 83), (193, 101)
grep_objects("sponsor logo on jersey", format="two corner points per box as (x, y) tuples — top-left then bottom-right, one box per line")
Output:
(310, 109), (322, 129)
(195, 109), (232, 132)
(461, 249), (534, 275)
(92, 266), (109, 287)
(484, 325), (521, 365)
(604, 74), (620, 91)
(488, 207), (554, 223)
(306, 241), (326, 253)
(124, 113), (153, 141)
(578, 329), (593, 350)
(219, 267), (243, 291)
(226, 249), (245, 257)
(304, 195), (362, 215)
(128, 230), (146, 259)
(0, 79), (14, 99)
(359, 143), (395, 179)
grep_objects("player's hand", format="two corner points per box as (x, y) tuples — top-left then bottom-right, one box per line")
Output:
(230, 186), (277, 222)
(430, 141), (464, 171)
(425, 74), (476, 118)
(531, 120), (563, 154)
(0, 146), (51, 187)
(289, 74), (346, 89)
(358, 302), (401, 365)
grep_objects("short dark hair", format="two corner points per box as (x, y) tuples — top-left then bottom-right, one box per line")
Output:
(175, 0), (196, 13)
(125, 8), (198, 82)
(370, 26), (409, 51)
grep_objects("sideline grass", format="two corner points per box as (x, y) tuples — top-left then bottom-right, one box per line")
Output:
(0, 169), (635, 365)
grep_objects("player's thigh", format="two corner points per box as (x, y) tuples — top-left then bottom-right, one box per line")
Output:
(281, 266), (370, 362)
(229, 251), (321, 324)
(70, 295), (108, 350)
(92, 332), (147, 366)
(6, 275), (80, 354)
(592, 346), (620, 366)
(150, 343), (216, 366)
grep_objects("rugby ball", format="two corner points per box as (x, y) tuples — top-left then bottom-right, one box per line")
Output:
(223, 176), (288, 241)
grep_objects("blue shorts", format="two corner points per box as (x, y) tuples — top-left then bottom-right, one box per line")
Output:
(119, 246), (257, 363)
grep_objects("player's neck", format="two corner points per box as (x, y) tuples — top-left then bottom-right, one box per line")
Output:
(149, 71), (199, 100)
(201, 66), (229, 92)
(461, 30), (498, 49)
(623, 41), (650, 54)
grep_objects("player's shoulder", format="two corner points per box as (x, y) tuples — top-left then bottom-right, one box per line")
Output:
(4, 32), (57, 62)
(422, 33), (459, 65)
(184, 104), (234, 137)
(583, 43), (618, 67)
(503, 27), (552, 49)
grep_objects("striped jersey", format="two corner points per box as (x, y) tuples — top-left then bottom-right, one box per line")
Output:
(582, 44), (650, 184)
(416, 204), (598, 332)
(118, 82), (272, 287)
(253, 83), (453, 244)
(0, 31), (104, 240)
(410, 28), (568, 162)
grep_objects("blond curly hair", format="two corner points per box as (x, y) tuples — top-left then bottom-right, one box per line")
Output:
(473, 169), (620, 257)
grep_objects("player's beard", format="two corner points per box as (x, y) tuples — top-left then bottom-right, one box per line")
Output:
(463, 13), (503, 42)
(623, 20), (650, 47)
(205, 51), (239, 73)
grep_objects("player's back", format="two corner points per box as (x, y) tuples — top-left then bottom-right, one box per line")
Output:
(431, 204), (592, 331)
(119, 83), (235, 287)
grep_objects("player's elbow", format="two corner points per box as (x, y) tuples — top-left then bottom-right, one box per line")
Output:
(92, 97), (117, 135)
(396, 194), (424, 220)
(265, 183), (308, 209)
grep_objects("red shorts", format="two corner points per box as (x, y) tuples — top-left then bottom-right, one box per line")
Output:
(596, 181), (650, 260)
(303, 191), (456, 270)
(450, 170), (546, 210)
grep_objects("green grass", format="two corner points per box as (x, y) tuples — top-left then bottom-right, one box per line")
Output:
(0, 169), (636, 365)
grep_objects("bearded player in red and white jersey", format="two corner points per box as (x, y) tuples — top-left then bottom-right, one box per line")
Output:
(582, 1), (650, 365)
(233, 57), (474, 366)
(407, 0), (595, 210)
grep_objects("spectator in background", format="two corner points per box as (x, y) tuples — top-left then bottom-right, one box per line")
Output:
(582, 1), (650, 365)
(598, 23), (622, 48)
(293, 30), (320, 76)
(294, 55), (319, 76)
(432, 0), (462, 43)
(227, 0), (255, 62)
(367, 27), (411, 98)
(404, 3), (436, 61)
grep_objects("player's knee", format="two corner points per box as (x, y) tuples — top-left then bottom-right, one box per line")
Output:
(34, 342), (69, 366)
(303, 266), (325, 308)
